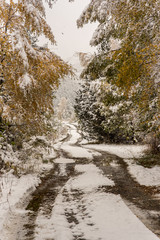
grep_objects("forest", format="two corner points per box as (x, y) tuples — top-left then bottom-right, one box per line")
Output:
(75, 0), (160, 153)
(0, 0), (160, 161)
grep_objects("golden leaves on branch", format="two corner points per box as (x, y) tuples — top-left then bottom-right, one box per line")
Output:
(0, 0), (72, 135)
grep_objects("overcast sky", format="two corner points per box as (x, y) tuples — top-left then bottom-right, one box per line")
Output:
(40, 0), (97, 60)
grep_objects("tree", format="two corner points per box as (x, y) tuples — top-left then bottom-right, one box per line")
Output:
(76, 51), (139, 143)
(76, 0), (160, 149)
(0, 0), (72, 135)
(75, 79), (107, 142)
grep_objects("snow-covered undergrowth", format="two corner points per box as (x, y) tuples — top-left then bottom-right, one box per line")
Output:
(0, 133), (59, 240)
(0, 135), (57, 175)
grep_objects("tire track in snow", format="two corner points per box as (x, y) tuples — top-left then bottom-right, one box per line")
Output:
(16, 123), (160, 239)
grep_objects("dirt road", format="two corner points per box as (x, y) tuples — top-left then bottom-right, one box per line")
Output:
(16, 123), (160, 240)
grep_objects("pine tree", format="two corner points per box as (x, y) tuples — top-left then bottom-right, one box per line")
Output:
(76, 51), (138, 143)
(75, 79), (107, 142)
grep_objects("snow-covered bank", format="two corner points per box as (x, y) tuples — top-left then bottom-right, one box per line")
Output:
(0, 171), (40, 240)
(0, 134), (58, 240)
(84, 143), (148, 159)
(125, 159), (160, 187)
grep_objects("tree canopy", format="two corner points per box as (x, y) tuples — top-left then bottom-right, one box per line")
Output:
(0, 0), (72, 134)
(75, 0), (160, 150)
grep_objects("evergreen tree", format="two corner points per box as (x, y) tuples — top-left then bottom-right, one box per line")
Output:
(75, 79), (107, 142)
(75, 52), (138, 143)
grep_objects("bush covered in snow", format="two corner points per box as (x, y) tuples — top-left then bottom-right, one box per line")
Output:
(75, 50), (160, 148)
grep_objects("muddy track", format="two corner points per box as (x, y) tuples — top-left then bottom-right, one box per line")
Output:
(63, 188), (86, 240)
(18, 130), (78, 240)
(91, 150), (160, 237)
(20, 162), (75, 240)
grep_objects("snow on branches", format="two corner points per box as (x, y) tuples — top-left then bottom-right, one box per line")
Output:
(0, 0), (72, 134)
(75, 0), (160, 149)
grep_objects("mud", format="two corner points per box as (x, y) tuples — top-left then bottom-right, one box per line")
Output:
(19, 162), (75, 239)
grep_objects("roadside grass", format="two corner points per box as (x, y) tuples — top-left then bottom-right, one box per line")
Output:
(135, 152), (160, 168)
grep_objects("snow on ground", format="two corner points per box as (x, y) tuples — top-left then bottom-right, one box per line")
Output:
(54, 157), (75, 164)
(61, 144), (101, 159)
(84, 143), (160, 188)
(125, 159), (160, 186)
(66, 123), (81, 145)
(68, 129), (80, 145)
(34, 194), (73, 240)
(33, 125), (160, 239)
(34, 163), (114, 240)
(54, 122), (101, 160)
(66, 164), (114, 192)
(59, 124), (102, 159)
(70, 192), (159, 240)
(84, 144), (148, 159)
(0, 171), (40, 240)
(1, 122), (159, 239)
(34, 163), (159, 240)
(79, 138), (89, 144)
(0, 162), (54, 240)
(84, 143), (160, 187)
(0, 134), (57, 240)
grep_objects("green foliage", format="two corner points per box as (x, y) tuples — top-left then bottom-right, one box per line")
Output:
(75, 81), (107, 142)
(76, 0), (160, 150)
(100, 86), (135, 143)
(75, 53), (139, 143)
(81, 53), (114, 81)
(136, 153), (160, 168)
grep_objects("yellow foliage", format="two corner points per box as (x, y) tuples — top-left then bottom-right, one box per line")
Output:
(0, 0), (72, 134)
(113, 43), (159, 93)
(111, 0), (160, 102)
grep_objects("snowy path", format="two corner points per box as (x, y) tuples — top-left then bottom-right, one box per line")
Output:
(31, 123), (160, 240)
(1, 123), (160, 239)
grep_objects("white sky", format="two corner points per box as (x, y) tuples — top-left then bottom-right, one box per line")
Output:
(40, 0), (98, 60)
